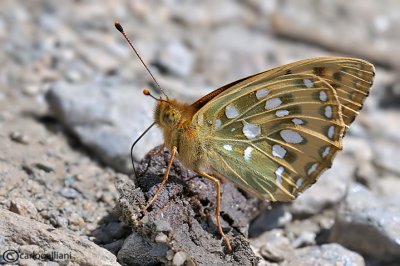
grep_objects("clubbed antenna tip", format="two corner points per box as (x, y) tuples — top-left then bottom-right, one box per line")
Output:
(114, 21), (124, 33)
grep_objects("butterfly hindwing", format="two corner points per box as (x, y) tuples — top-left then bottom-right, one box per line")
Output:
(191, 57), (374, 201)
(194, 71), (347, 201)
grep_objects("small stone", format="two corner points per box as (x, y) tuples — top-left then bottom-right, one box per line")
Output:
(68, 213), (84, 225)
(34, 162), (55, 173)
(154, 218), (172, 232)
(9, 198), (38, 220)
(166, 250), (174, 261)
(291, 232), (316, 248)
(255, 230), (292, 262)
(173, 251), (187, 266)
(155, 232), (168, 243)
(60, 188), (80, 199)
(9, 131), (29, 144)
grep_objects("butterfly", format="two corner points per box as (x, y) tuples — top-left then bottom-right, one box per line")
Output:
(115, 22), (375, 251)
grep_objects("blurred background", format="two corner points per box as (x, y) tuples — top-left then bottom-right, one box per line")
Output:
(1, 0), (399, 265)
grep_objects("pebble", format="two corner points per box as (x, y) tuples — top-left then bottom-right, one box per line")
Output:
(9, 131), (29, 144)
(9, 198), (38, 220)
(34, 162), (55, 173)
(155, 232), (168, 243)
(172, 251), (188, 266)
(60, 188), (80, 199)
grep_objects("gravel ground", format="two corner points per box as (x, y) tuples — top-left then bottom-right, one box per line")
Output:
(1, 1), (400, 265)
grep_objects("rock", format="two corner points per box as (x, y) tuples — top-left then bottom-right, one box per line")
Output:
(330, 184), (400, 263)
(114, 149), (266, 265)
(249, 204), (292, 238)
(250, 229), (293, 263)
(34, 162), (55, 173)
(283, 244), (365, 266)
(271, 0), (400, 69)
(371, 139), (400, 175)
(9, 198), (38, 220)
(0, 209), (118, 265)
(60, 187), (81, 199)
(290, 155), (356, 216)
(46, 80), (162, 173)
(376, 175), (400, 197)
(9, 131), (29, 145)
(172, 251), (188, 266)
(117, 232), (169, 266)
(155, 39), (195, 77)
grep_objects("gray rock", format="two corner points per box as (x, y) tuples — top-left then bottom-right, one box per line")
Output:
(172, 251), (188, 266)
(117, 232), (169, 266)
(156, 39), (195, 77)
(46, 80), (162, 173)
(290, 155), (355, 216)
(330, 184), (400, 263)
(249, 204), (292, 238)
(0, 209), (118, 265)
(372, 139), (400, 175)
(282, 244), (365, 266)
(9, 131), (29, 145)
(250, 229), (293, 262)
(271, 0), (400, 69)
(60, 187), (80, 199)
(9, 198), (38, 220)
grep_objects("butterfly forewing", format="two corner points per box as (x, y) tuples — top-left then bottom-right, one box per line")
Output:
(254, 57), (375, 130)
(192, 57), (374, 201)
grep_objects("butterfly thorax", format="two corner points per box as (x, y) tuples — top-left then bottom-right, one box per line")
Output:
(154, 99), (207, 170)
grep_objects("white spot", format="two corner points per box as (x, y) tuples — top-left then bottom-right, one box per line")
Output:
(308, 163), (318, 175)
(319, 91), (328, 101)
(276, 110), (289, 117)
(242, 121), (261, 139)
(265, 98), (282, 110)
(223, 144), (232, 151)
(272, 144), (287, 158)
(244, 146), (253, 161)
(328, 126), (334, 139)
(292, 118), (304, 125)
(325, 106), (333, 118)
(256, 89), (269, 99)
(198, 113), (204, 125)
(215, 119), (222, 129)
(322, 146), (330, 158)
(304, 79), (314, 88)
(280, 129), (304, 144)
(296, 178), (304, 188)
(225, 104), (239, 119)
(230, 128), (236, 132)
(275, 166), (284, 185)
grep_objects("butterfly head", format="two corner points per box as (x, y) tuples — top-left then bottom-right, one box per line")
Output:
(143, 89), (182, 128)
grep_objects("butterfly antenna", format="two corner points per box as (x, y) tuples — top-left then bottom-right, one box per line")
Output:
(130, 122), (156, 177)
(114, 21), (167, 98)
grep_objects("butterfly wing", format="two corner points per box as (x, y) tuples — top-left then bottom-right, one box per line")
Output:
(192, 57), (374, 201)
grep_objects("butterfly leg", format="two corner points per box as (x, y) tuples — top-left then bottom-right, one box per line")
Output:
(196, 170), (232, 252)
(142, 146), (177, 212)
